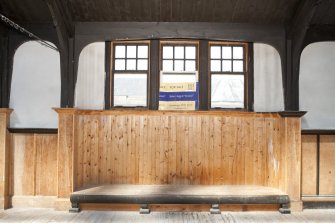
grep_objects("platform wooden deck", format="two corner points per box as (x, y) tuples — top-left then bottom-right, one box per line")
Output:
(70, 185), (290, 213)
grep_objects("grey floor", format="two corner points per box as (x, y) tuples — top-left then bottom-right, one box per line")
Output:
(0, 208), (335, 223)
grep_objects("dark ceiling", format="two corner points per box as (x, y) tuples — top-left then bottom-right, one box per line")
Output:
(0, 0), (335, 29)
(1, 0), (333, 25)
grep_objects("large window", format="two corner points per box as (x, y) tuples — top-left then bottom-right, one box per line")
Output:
(209, 42), (248, 109)
(112, 42), (149, 107)
(159, 41), (199, 110)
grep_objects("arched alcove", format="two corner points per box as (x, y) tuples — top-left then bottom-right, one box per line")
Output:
(74, 42), (105, 109)
(300, 42), (335, 129)
(253, 43), (284, 112)
(9, 41), (61, 128)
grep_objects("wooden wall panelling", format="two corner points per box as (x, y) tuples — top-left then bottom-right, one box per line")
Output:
(11, 134), (35, 196)
(9, 133), (58, 196)
(9, 132), (58, 208)
(301, 135), (317, 195)
(70, 110), (303, 211)
(35, 134), (58, 196)
(319, 135), (335, 195)
(0, 109), (12, 209)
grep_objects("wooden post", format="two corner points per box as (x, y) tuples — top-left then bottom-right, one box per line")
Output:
(279, 111), (306, 212)
(53, 108), (77, 210)
(0, 108), (12, 209)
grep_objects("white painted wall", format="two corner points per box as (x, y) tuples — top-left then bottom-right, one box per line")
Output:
(300, 42), (335, 129)
(75, 42), (105, 109)
(253, 43), (284, 112)
(10, 41), (61, 128)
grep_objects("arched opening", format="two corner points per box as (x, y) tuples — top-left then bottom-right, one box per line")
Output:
(9, 41), (61, 128)
(253, 43), (284, 112)
(75, 42), (105, 109)
(300, 41), (335, 129)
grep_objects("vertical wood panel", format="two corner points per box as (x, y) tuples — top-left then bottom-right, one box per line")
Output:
(319, 135), (335, 195)
(71, 110), (303, 207)
(12, 134), (35, 195)
(10, 133), (58, 197)
(35, 134), (58, 196)
(301, 135), (317, 195)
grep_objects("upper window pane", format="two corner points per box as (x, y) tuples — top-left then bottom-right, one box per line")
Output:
(137, 59), (148, 70)
(222, 46), (232, 59)
(174, 46), (184, 59)
(211, 46), (221, 59)
(163, 60), (173, 71)
(211, 60), (221, 72)
(115, 59), (126, 70)
(233, 47), (243, 59)
(163, 46), (173, 59)
(127, 46), (137, 58)
(138, 45), (148, 58)
(174, 60), (184, 71)
(185, 46), (196, 59)
(222, 60), (232, 72)
(115, 45), (125, 58)
(233, 60), (243, 72)
(126, 59), (136, 70)
(185, 60), (196, 71)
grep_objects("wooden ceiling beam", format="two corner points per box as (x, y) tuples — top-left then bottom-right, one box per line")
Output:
(45, 0), (74, 51)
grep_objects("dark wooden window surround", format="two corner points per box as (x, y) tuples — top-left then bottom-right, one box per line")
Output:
(106, 39), (252, 111)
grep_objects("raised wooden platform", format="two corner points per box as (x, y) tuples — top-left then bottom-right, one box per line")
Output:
(70, 185), (290, 214)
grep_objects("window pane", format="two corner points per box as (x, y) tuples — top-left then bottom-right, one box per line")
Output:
(185, 60), (196, 71)
(233, 46), (243, 59)
(174, 46), (184, 59)
(222, 60), (232, 72)
(126, 59), (136, 70)
(211, 75), (244, 108)
(127, 46), (136, 58)
(161, 74), (196, 83)
(174, 60), (184, 71)
(163, 60), (173, 71)
(163, 46), (173, 59)
(138, 45), (148, 58)
(233, 60), (243, 72)
(115, 59), (125, 70)
(115, 45), (125, 58)
(137, 59), (148, 70)
(222, 46), (232, 59)
(211, 46), (221, 59)
(211, 60), (221, 72)
(114, 73), (147, 107)
(185, 46), (196, 59)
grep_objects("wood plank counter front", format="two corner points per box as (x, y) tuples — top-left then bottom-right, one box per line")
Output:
(54, 109), (303, 211)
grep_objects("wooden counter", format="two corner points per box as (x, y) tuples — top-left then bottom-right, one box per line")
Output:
(53, 108), (303, 211)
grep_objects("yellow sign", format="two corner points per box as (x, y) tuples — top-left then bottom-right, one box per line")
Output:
(159, 101), (195, 110)
(160, 82), (196, 92)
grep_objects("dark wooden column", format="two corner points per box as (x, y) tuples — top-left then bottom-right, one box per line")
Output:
(149, 40), (160, 110)
(46, 0), (75, 108)
(283, 0), (321, 110)
(0, 36), (9, 108)
(199, 40), (209, 110)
